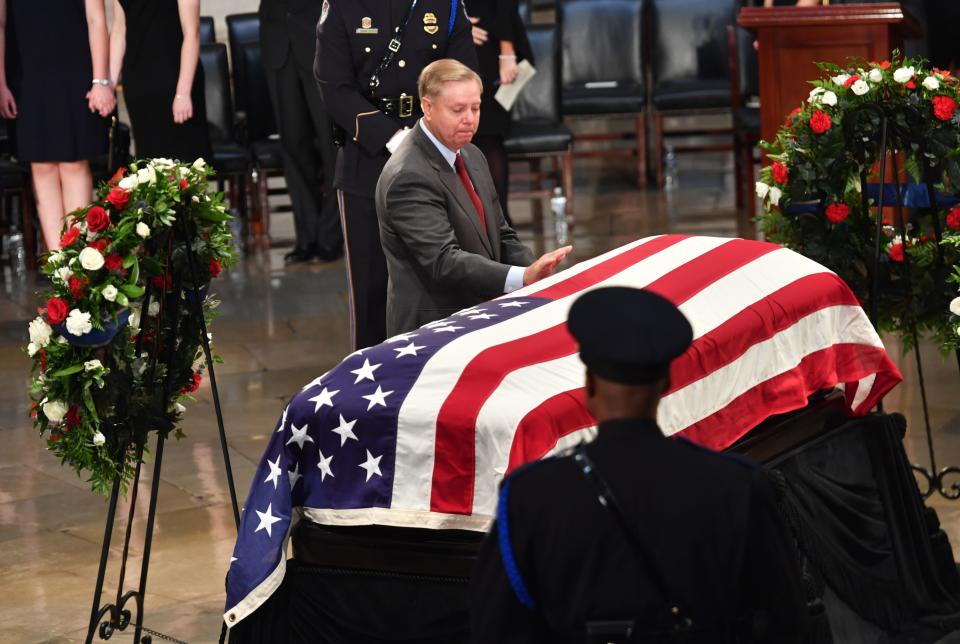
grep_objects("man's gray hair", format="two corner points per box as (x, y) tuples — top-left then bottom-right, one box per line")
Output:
(418, 58), (483, 100)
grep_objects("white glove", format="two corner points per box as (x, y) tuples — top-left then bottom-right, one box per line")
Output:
(386, 127), (412, 154)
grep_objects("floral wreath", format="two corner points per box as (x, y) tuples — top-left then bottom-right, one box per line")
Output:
(26, 158), (237, 494)
(756, 52), (960, 353)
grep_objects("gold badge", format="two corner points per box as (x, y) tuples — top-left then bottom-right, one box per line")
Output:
(423, 12), (438, 25)
(356, 16), (378, 34)
(424, 24), (439, 35)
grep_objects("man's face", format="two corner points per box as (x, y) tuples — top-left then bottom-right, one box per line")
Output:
(422, 79), (482, 151)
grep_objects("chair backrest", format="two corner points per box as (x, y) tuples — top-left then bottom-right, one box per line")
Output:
(559, 0), (643, 90)
(512, 24), (559, 123)
(734, 25), (758, 100)
(200, 16), (216, 44)
(200, 43), (233, 144)
(650, 0), (736, 89)
(225, 13), (260, 114)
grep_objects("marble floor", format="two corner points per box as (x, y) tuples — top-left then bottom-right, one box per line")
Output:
(1, 150), (958, 643)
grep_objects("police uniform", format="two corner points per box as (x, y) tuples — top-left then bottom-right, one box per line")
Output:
(315, 0), (478, 350)
(470, 288), (808, 643)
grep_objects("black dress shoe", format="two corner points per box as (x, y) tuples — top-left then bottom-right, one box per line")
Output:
(314, 245), (345, 263)
(283, 249), (313, 263)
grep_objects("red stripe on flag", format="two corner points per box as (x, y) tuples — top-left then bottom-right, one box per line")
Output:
(430, 238), (779, 515)
(507, 389), (593, 475)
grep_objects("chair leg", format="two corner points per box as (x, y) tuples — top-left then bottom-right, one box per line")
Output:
(653, 112), (664, 189)
(743, 143), (758, 239)
(562, 151), (574, 229)
(248, 168), (264, 245)
(635, 113), (647, 189)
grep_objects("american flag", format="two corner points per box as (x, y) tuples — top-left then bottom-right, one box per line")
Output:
(224, 234), (902, 625)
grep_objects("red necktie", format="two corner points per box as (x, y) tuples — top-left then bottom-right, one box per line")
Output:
(454, 154), (486, 230)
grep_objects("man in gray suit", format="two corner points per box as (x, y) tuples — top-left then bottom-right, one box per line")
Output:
(376, 59), (572, 336)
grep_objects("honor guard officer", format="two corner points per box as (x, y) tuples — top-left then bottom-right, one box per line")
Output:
(315, 0), (478, 350)
(471, 287), (808, 644)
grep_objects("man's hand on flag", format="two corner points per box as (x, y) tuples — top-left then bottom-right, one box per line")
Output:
(523, 246), (573, 286)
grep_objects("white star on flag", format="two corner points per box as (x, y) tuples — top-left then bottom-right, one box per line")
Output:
(499, 301), (528, 308)
(300, 374), (328, 392)
(286, 422), (314, 449)
(394, 342), (425, 358)
(331, 414), (359, 447)
(231, 556), (237, 563)
(263, 454), (283, 489)
(423, 319), (453, 329)
(277, 405), (289, 433)
(317, 450), (334, 482)
(385, 333), (417, 343)
(254, 503), (282, 538)
(288, 463), (302, 489)
(468, 313), (498, 320)
(308, 387), (339, 412)
(362, 385), (394, 411)
(455, 307), (484, 316)
(433, 325), (463, 333)
(359, 450), (383, 482)
(350, 358), (382, 384)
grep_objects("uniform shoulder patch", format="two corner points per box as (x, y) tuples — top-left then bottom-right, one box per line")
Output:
(320, 0), (330, 25)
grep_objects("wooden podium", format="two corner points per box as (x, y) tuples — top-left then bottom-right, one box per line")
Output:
(739, 3), (921, 146)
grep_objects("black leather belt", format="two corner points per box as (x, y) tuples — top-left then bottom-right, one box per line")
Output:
(374, 93), (420, 119)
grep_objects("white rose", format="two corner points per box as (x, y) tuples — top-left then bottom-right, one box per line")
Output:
(868, 68), (883, 83)
(923, 76), (940, 91)
(136, 222), (151, 238)
(755, 182), (770, 199)
(893, 66), (915, 84)
(950, 296), (960, 317)
(148, 301), (160, 317)
(84, 359), (103, 372)
(851, 80), (870, 96)
(136, 166), (157, 185)
(832, 73), (850, 86)
(821, 91), (838, 106)
(78, 247), (105, 271)
(47, 250), (65, 266)
(28, 317), (53, 347)
(65, 309), (93, 336)
(102, 284), (118, 302)
(769, 186), (783, 206)
(27, 342), (38, 357)
(151, 158), (175, 169)
(129, 305), (141, 329)
(118, 175), (138, 191)
(92, 431), (106, 446)
(43, 400), (69, 423)
(192, 157), (206, 170)
(809, 87), (825, 98)
(54, 266), (73, 284)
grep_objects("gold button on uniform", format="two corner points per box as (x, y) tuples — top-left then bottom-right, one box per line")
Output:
(398, 60), (406, 68)
(432, 44), (437, 50)
(364, 47), (371, 53)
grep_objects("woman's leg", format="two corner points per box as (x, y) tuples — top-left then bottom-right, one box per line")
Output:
(58, 160), (94, 214)
(473, 135), (512, 227)
(31, 162), (66, 251)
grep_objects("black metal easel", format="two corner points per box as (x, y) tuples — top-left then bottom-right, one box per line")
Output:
(84, 205), (241, 644)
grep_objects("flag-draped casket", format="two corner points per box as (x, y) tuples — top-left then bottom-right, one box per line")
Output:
(224, 234), (902, 625)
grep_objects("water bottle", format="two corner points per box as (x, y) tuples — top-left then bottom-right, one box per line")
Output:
(7, 225), (25, 276)
(550, 186), (568, 245)
(664, 143), (678, 191)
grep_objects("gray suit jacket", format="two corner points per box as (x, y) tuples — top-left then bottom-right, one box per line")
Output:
(375, 123), (535, 335)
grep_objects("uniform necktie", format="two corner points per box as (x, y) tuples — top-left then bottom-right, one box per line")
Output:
(454, 154), (486, 231)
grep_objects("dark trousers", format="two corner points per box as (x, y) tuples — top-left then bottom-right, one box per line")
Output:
(265, 56), (343, 256)
(338, 190), (387, 350)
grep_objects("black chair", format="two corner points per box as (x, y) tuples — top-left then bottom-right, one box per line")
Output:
(200, 16), (216, 44)
(649, 0), (737, 187)
(0, 121), (36, 268)
(727, 24), (760, 239)
(200, 42), (251, 240)
(559, 0), (646, 188)
(505, 24), (575, 226)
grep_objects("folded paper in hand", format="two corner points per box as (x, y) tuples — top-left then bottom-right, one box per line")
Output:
(495, 60), (537, 111)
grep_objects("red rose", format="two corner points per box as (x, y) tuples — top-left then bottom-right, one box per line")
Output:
(180, 178), (189, 190)
(60, 226), (80, 248)
(180, 372), (202, 394)
(68, 275), (88, 300)
(46, 297), (68, 324)
(843, 74), (860, 88)
(64, 406), (80, 429)
(809, 110), (832, 134)
(88, 238), (110, 252)
(86, 206), (111, 233)
(880, 60), (891, 70)
(825, 203), (849, 224)
(208, 258), (222, 278)
(889, 242), (905, 262)
(933, 95), (957, 121)
(151, 273), (173, 291)
(104, 254), (124, 273)
(771, 162), (788, 185)
(947, 207), (960, 230)
(906, 80), (917, 90)
(105, 188), (130, 211)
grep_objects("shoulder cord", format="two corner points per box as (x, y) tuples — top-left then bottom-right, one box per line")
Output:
(497, 477), (537, 609)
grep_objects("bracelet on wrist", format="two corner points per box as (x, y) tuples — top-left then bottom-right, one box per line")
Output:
(498, 55), (516, 59)
(91, 78), (111, 87)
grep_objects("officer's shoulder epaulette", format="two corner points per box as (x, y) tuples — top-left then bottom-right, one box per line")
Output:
(674, 436), (761, 471)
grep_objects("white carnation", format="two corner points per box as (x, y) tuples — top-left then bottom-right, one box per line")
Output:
(136, 222), (151, 238)
(821, 91), (838, 106)
(868, 68), (883, 83)
(28, 317), (53, 347)
(893, 66), (915, 84)
(192, 157), (206, 170)
(832, 73), (851, 86)
(118, 175), (138, 191)
(93, 431), (106, 446)
(78, 247), (105, 271)
(27, 342), (38, 357)
(54, 266), (73, 284)
(65, 309), (93, 336)
(851, 80), (870, 96)
(769, 186), (783, 206)
(148, 301), (160, 317)
(102, 284), (118, 302)
(84, 359), (103, 372)
(950, 296), (960, 317)
(136, 166), (157, 185)
(755, 182), (770, 199)
(43, 400), (69, 423)
(47, 250), (65, 266)
(923, 76), (940, 91)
